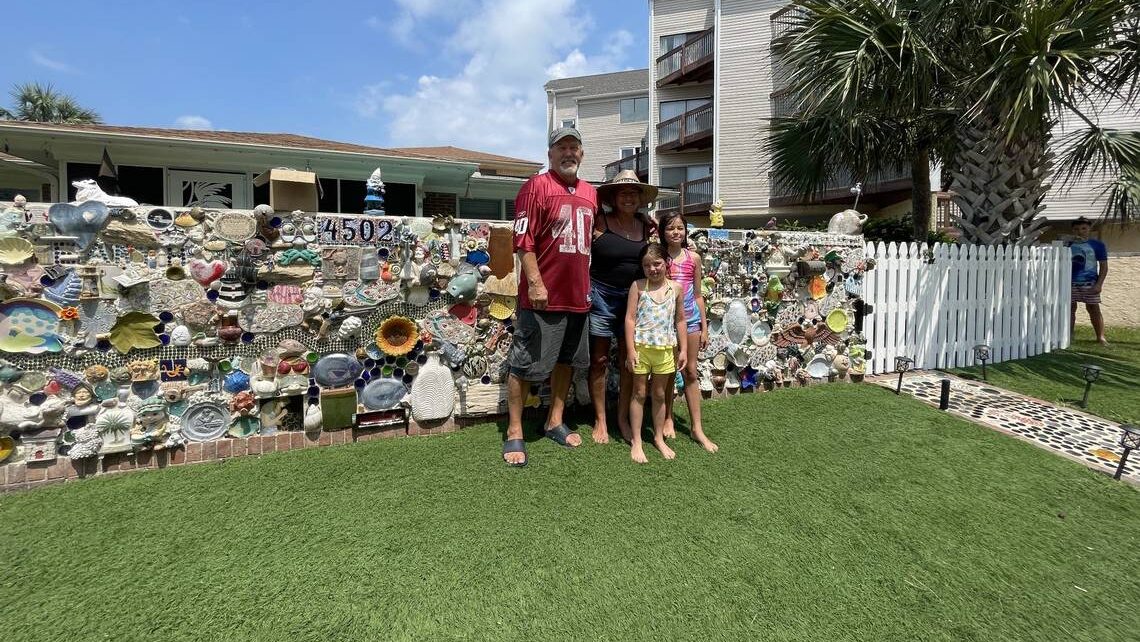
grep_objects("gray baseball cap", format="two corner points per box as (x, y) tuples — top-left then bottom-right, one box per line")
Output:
(548, 126), (582, 147)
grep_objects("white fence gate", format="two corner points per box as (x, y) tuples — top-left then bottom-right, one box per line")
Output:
(863, 242), (1072, 375)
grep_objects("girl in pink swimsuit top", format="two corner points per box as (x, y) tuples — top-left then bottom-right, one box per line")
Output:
(658, 211), (719, 454)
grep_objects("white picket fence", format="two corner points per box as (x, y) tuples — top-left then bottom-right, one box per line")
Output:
(863, 242), (1072, 375)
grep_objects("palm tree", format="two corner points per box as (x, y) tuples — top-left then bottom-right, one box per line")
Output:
(949, 0), (1139, 244)
(769, 0), (1140, 245)
(769, 1), (959, 240)
(0, 82), (101, 124)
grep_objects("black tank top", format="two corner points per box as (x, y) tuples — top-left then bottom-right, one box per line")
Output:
(590, 215), (648, 289)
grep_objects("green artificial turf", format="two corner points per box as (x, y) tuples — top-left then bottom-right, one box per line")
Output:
(3, 385), (1140, 641)
(952, 326), (1140, 425)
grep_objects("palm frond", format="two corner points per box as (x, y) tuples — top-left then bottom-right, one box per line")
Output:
(1096, 170), (1140, 220)
(766, 111), (913, 199)
(7, 81), (101, 124)
(969, 0), (1137, 141)
(1054, 126), (1140, 186)
(776, 0), (947, 118)
(1055, 126), (1140, 220)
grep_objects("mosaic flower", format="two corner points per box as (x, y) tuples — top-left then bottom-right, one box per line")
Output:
(375, 316), (418, 357)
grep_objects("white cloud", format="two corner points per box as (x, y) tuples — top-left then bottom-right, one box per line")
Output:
(174, 115), (214, 130)
(362, 0), (635, 160)
(546, 30), (634, 79)
(354, 84), (390, 118)
(374, 0), (471, 48)
(30, 51), (74, 73)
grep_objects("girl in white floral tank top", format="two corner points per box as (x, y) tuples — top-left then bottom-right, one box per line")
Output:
(623, 243), (687, 464)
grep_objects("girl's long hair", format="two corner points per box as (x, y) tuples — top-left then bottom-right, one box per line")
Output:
(657, 211), (689, 250)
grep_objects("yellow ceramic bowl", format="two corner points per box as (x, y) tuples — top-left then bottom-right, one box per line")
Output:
(826, 308), (849, 333)
(0, 435), (15, 464)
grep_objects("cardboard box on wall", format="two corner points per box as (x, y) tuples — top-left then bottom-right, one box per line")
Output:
(253, 168), (318, 212)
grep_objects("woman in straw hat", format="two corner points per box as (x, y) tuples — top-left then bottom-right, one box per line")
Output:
(588, 169), (660, 445)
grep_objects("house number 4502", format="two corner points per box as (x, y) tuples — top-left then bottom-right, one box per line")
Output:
(318, 216), (395, 245)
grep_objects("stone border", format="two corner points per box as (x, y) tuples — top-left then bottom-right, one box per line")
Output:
(0, 417), (469, 494)
(0, 379), (866, 494)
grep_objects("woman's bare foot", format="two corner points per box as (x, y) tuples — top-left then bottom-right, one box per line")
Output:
(591, 421), (610, 444)
(693, 430), (719, 453)
(631, 444), (649, 463)
(654, 438), (676, 460)
(662, 417), (676, 439)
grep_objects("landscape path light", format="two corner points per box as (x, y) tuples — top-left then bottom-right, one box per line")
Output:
(1113, 424), (1140, 481)
(973, 344), (991, 381)
(1079, 363), (1103, 408)
(894, 356), (914, 395)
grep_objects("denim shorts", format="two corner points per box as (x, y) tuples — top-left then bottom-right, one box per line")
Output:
(589, 281), (630, 339)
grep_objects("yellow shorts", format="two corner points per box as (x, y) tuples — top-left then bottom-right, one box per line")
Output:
(632, 343), (676, 375)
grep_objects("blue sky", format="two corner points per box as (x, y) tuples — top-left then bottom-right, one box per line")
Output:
(1, 0), (648, 162)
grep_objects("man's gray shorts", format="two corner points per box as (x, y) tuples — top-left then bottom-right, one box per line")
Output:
(508, 309), (590, 381)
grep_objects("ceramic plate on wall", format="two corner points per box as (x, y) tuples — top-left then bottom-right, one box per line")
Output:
(360, 378), (407, 410)
(145, 208), (174, 230)
(806, 355), (831, 379)
(312, 353), (364, 388)
(826, 309), (849, 333)
(180, 402), (229, 442)
(750, 322), (771, 346)
(0, 298), (63, 354)
(213, 212), (258, 242)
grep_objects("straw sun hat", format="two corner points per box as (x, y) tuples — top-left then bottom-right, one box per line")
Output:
(596, 170), (660, 209)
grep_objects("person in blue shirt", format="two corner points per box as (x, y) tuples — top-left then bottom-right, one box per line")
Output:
(1068, 217), (1109, 345)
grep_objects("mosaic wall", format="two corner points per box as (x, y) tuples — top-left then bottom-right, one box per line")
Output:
(0, 194), (869, 468)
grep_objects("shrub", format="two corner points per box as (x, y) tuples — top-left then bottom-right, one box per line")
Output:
(863, 214), (957, 245)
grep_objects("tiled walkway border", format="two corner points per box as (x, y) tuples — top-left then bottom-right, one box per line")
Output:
(874, 371), (1137, 485)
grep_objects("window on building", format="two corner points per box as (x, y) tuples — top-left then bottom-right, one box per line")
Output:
(659, 97), (712, 121)
(561, 118), (577, 129)
(660, 31), (703, 54)
(66, 162), (163, 204)
(619, 97), (649, 123)
(318, 178), (339, 213)
(620, 147), (637, 159)
(459, 198), (504, 220)
(253, 180), (269, 209)
(339, 180), (367, 214)
(660, 165), (712, 188)
(384, 182), (416, 216)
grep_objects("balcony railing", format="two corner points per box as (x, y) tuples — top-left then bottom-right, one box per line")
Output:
(656, 28), (715, 87)
(603, 149), (649, 182)
(769, 165), (913, 205)
(657, 176), (714, 216)
(656, 104), (714, 153)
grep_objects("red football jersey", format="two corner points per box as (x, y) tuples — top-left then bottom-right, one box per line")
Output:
(512, 171), (597, 312)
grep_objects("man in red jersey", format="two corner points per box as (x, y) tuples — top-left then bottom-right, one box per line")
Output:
(502, 127), (597, 466)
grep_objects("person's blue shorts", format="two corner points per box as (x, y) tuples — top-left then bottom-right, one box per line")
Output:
(589, 281), (630, 339)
